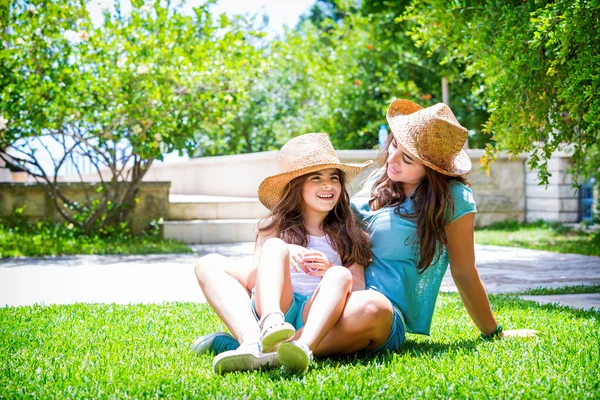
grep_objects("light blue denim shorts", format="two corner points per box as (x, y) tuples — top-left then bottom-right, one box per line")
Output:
(251, 291), (312, 330)
(367, 305), (406, 355)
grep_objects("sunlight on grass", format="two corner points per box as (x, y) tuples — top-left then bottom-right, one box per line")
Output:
(1, 295), (598, 398)
(475, 220), (600, 256)
(0, 222), (191, 257)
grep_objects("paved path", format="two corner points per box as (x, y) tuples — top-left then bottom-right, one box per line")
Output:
(1, 244), (599, 310)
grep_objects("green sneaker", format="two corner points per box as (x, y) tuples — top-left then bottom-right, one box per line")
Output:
(277, 341), (313, 374)
(192, 332), (239, 355)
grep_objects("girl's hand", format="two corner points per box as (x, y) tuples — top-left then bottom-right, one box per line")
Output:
(501, 329), (538, 338)
(299, 249), (333, 276)
(288, 245), (309, 273)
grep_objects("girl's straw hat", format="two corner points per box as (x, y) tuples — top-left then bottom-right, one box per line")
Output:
(258, 133), (373, 210)
(386, 99), (472, 176)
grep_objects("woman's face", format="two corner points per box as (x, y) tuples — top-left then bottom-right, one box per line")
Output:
(386, 137), (426, 187)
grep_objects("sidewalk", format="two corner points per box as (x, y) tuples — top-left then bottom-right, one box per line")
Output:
(1, 244), (599, 311)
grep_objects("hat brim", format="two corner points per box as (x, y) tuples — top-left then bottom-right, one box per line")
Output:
(398, 137), (472, 177)
(387, 99), (472, 176)
(258, 161), (373, 210)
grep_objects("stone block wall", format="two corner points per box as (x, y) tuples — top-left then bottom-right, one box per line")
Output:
(524, 155), (580, 223)
(0, 182), (170, 233)
(0, 150), (589, 227)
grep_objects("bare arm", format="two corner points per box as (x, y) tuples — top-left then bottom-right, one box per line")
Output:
(447, 213), (499, 336)
(447, 213), (537, 338)
(347, 263), (366, 292)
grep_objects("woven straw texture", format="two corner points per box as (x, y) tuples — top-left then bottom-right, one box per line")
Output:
(258, 133), (372, 210)
(386, 99), (471, 176)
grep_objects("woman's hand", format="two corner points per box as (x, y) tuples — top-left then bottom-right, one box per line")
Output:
(500, 329), (538, 338)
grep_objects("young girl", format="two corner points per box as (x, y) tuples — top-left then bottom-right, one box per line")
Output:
(194, 133), (372, 373)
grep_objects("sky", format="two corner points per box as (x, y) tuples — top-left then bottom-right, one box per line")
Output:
(25, 0), (315, 175)
(87, 0), (315, 37)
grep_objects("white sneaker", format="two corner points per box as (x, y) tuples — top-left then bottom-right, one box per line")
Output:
(212, 342), (279, 374)
(277, 341), (313, 373)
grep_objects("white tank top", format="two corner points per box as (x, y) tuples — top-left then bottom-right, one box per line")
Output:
(290, 235), (343, 296)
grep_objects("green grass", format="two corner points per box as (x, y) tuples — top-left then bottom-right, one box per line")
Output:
(519, 284), (600, 295)
(0, 222), (191, 257)
(1, 295), (598, 398)
(475, 220), (600, 256)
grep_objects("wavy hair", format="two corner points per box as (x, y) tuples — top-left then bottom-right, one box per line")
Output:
(369, 135), (468, 273)
(259, 169), (372, 268)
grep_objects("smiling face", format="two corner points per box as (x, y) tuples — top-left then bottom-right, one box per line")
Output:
(386, 137), (427, 196)
(301, 168), (342, 216)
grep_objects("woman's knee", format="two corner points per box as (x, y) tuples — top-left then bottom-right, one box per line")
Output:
(344, 291), (393, 330)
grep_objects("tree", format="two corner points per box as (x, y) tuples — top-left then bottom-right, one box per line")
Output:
(265, 0), (489, 150)
(404, 0), (600, 185)
(0, 0), (264, 233)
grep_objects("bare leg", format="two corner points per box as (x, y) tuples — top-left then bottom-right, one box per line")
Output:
(254, 238), (295, 319)
(311, 290), (394, 357)
(297, 266), (353, 351)
(254, 238), (296, 347)
(194, 254), (260, 345)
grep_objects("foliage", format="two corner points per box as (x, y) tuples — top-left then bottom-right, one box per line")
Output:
(260, 0), (491, 150)
(0, 296), (598, 398)
(475, 219), (600, 256)
(404, 0), (600, 186)
(0, 217), (191, 257)
(0, 0), (264, 233)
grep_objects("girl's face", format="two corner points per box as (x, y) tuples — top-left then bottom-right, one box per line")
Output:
(301, 168), (342, 215)
(386, 137), (427, 188)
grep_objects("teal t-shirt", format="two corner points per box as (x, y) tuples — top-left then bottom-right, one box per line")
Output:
(351, 177), (477, 335)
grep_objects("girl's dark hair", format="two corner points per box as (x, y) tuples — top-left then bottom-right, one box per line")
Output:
(369, 135), (468, 273)
(259, 169), (372, 267)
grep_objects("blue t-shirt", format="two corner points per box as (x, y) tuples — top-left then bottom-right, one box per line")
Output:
(351, 177), (477, 335)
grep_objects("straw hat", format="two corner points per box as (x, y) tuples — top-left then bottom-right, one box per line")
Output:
(386, 99), (472, 176)
(258, 133), (373, 210)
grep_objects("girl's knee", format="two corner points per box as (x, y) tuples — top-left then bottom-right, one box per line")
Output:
(321, 266), (352, 290)
(261, 237), (289, 255)
(194, 253), (224, 283)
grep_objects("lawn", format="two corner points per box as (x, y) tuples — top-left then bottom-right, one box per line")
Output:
(1, 294), (598, 398)
(0, 221), (191, 258)
(3, 219), (599, 259)
(475, 220), (600, 257)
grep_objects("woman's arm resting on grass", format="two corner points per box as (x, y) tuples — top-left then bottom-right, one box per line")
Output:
(447, 213), (537, 339)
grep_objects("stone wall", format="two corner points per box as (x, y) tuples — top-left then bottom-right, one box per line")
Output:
(525, 155), (580, 223)
(1, 150), (587, 227)
(0, 182), (170, 233)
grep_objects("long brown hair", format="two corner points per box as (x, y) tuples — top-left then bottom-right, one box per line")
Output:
(369, 135), (468, 272)
(259, 169), (372, 267)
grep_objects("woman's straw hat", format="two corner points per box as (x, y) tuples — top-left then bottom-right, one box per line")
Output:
(386, 99), (472, 176)
(258, 133), (373, 210)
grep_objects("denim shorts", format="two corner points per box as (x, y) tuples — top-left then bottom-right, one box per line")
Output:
(368, 305), (406, 355)
(251, 291), (312, 330)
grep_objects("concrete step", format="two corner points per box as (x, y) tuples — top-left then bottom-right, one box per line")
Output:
(168, 194), (268, 220)
(162, 219), (258, 244)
